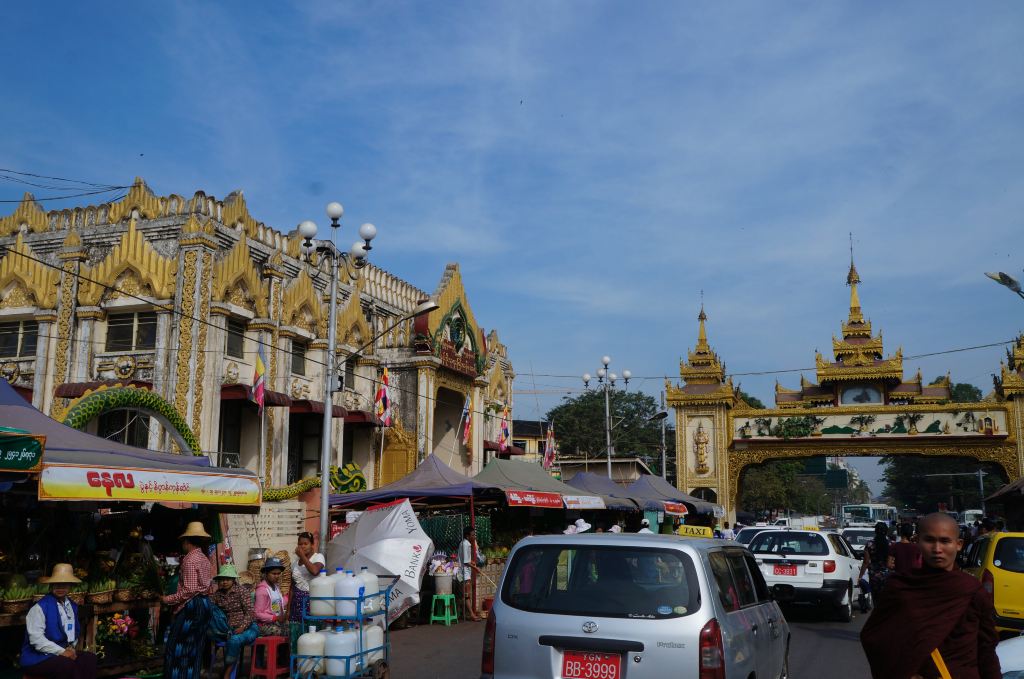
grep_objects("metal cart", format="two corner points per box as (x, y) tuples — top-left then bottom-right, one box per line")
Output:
(290, 575), (399, 679)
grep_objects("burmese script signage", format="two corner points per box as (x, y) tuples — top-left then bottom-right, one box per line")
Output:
(438, 339), (478, 377)
(734, 408), (1009, 441)
(0, 430), (44, 472)
(39, 463), (262, 506)
(505, 490), (562, 508)
(563, 495), (607, 510)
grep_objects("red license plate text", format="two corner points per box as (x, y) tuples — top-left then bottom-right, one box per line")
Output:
(561, 651), (621, 679)
(774, 564), (798, 576)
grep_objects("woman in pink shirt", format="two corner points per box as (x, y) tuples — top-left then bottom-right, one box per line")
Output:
(254, 558), (289, 637)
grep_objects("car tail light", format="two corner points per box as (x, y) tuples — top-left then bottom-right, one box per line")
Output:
(982, 569), (994, 595)
(481, 609), (496, 675)
(699, 618), (725, 679)
(824, 560), (836, 573)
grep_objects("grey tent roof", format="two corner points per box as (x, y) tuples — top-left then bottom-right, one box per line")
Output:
(329, 454), (501, 507)
(563, 472), (639, 511)
(475, 458), (602, 502)
(625, 474), (722, 516)
(987, 476), (1024, 503)
(0, 377), (215, 472)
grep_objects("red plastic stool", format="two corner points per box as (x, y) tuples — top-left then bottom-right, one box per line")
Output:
(249, 635), (290, 679)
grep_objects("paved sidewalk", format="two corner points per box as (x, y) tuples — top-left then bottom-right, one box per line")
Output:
(389, 618), (486, 679)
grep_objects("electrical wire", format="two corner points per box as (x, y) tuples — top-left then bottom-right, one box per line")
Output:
(0, 188), (128, 203)
(0, 168), (126, 189)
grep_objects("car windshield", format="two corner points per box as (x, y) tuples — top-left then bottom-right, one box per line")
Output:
(749, 531), (829, 556)
(843, 531), (874, 546)
(994, 538), (1024, 574)
(501, 544), (700, 619)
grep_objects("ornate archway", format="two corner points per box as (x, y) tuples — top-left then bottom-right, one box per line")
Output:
(668, 262), (1024, 519)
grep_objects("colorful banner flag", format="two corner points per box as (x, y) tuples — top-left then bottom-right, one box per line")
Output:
(461, 395), (472, 445)
(251, 345), (267, 413)
(498, 406), (510, 452)
(543, 422), (556, 470)
(375, 367), (393, 426)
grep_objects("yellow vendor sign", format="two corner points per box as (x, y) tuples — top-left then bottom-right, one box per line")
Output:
(677, 524), (714, 538)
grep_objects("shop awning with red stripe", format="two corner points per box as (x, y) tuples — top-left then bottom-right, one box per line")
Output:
(220, 384), (292, 407)
(290, 399), (347, 418)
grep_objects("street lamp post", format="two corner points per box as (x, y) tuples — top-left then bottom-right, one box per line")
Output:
(582, 356), (631, 479)
(985, 271), (1024, 300)
(298, 202), (377, 544)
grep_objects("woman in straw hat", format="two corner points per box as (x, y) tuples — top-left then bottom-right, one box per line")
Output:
(209, 565), (257, 679)
(20, 563), (97, 679)
(161, 521), (215, 679)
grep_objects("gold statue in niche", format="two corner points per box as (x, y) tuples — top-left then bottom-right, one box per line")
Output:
(693, 421), (710, 475)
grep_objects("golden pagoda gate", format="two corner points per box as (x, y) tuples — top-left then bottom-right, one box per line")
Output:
(667, 260), (1024, 521)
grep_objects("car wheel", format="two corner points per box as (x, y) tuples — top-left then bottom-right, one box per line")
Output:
(836, 585), (853, 623)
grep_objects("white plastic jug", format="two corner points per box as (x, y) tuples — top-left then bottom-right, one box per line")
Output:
(309, 570), (335, 617)
(358, 567), (380, 613)
(342, 626), (363, 672)
(364, 623), (385, 664)
(296, 626), (325, 674)
(324, 627), (357, 677)
(335, 570), (365, 618)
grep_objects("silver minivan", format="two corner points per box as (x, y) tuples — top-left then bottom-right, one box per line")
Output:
(482, 533), (791, 679)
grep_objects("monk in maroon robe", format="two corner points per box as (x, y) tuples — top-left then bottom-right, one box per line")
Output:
(860, 513), (1001, 679)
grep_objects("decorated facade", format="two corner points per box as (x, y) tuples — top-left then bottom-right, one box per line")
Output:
(0, 179), (514, 503)
(668, 259), (1024, 519)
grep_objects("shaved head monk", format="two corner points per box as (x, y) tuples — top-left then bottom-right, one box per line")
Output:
(860, 513), (1001, 679)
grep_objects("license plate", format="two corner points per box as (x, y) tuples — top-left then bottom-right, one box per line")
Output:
(562, 651), (621, 679)
(774, 565), (798, 576)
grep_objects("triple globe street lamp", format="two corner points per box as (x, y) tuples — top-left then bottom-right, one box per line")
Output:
(582, 356), (632, 479)
(298, 204), (439, 543)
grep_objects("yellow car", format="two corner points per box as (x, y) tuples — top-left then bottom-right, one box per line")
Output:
(964, 531), (1024, 635)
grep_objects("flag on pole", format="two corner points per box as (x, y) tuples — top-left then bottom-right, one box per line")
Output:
(461, 395), (472, 445)
(543, 422), (556, 470)
(498, 406), (510, 452)
(375, 367), (393, 426)
(251, 345), (267, 414)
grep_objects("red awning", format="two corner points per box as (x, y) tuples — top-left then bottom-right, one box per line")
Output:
(290, 399), (347, 418)
(54, 380), (152, 398)
(484, 440), (526, 455)
(345, 410), (380, 426)
(220, 384), (291, 407)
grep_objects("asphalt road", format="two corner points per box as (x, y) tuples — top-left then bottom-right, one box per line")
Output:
(388, 606), (873, 678)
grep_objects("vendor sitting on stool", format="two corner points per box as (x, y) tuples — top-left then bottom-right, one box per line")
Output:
(20, 563), (97, 679)
(210, 564), (257, 679)
(254, 557), (289, 637)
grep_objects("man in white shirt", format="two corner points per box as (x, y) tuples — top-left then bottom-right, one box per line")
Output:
(457, 526), (483, 621)
(637, 519), (654, 534)
(720, 521), (736, 540)
(20, 563), (97, 679)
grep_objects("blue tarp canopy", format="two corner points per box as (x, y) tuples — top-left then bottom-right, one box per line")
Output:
(328, 454), (501, 508)
(625, 474), (722, 516)
(563, 472), (639, 511)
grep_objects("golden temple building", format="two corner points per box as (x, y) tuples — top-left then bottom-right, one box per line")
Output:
(0, 179), (515, 517)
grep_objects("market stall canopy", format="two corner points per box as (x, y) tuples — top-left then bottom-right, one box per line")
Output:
(328, 454), (501, 508)
(625, 474), (723, 517)
(0, 378), (261, 510)
(475, 458), (606, 509)
(563, 472), (639, 512)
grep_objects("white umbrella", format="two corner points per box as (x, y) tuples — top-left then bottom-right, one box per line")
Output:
(324, 499), (434, 625)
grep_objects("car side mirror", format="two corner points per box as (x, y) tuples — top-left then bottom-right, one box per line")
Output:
(771, 583), (795, 603)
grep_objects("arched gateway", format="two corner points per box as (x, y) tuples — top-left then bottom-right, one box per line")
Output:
(667, 260), (1024, 520)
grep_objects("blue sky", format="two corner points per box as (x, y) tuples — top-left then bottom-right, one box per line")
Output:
(3, 2), (1023, 492)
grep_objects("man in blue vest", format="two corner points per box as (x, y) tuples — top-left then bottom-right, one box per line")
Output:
(20, 563), (97, 679)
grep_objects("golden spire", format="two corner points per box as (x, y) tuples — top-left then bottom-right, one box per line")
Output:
(696, 304), (709, 352)
(846, 235), (864, 324)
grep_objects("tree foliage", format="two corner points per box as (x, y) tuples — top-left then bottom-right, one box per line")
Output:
(738, 461), (834, 514)
(881, 381), (1004, 512)
(545, 389), (663, 460)
(738, 390), (767, 409)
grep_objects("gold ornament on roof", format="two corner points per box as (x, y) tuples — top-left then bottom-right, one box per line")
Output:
(0, 193), (48, 236)
(0, 234), (59, 308)
(78, 219), (177, 305)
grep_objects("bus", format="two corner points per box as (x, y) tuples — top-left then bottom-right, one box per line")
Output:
(841, 503), (898, 527)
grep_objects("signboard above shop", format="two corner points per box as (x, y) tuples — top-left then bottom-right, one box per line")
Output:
(505, 490), (563, 508)
(0, 426), (44, 472)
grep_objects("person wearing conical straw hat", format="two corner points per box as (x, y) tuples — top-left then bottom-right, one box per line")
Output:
(20, 563), (97, 679)
(209, 565), (256, 679)
(162, 521), (215, 679)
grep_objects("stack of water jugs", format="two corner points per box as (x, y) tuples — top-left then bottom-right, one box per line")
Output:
(297, 566), (384, 676)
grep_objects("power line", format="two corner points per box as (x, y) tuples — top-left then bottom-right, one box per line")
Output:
(0, 168), (126, 189)
(0, 188), (128, 203)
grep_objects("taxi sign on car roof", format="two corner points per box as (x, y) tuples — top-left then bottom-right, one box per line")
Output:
(677, 525), (714, 538)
